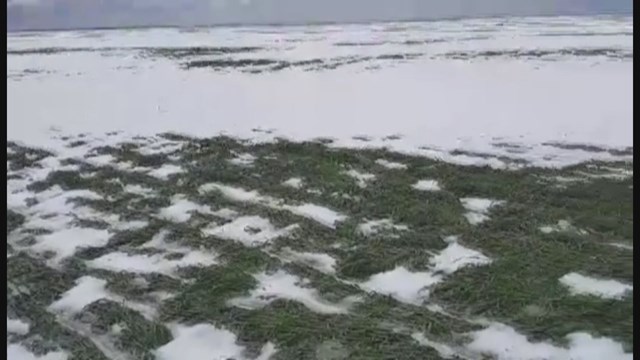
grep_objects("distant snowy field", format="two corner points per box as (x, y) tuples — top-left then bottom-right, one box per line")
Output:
(7, 15), (632, 168)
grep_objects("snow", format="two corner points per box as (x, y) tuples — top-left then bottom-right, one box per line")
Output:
(31, 228), (111, 265)
(460, 198), (502, 214)
(7, 44), (632, 167)
(7, 18), (633, 170)
(411, 332), (457, 359)
(140, 229), (173, 249)
(228, 270), (359, 314)
(112, 219), (148, 231)
(7, 17), (633, 174)
(359, 237), (491, 305)
(7, 344), (68, 360)
(429, 241), (492, 274)
(466, 322), (632, 360)
(123, 184), (155, 197)
(147, 164), (183, 180)
(360, 266), (441, 305)
(87, 250), (217, 277)
(412, 180), (441, 191)
(539, 220), (588, 235)
(200, 183), (347, 228)
(7, 317), (30, 335)
(48, 276), (168, 321)
(375, 159), (408, 170)
(277, 247), (337, 274)
(83, 228), (217, 279)
(342, 169), (376, 188)
(154, 323), (276, 360)
(31, 188), (102, 215)
(607, 242), (633, 251)
(199, 183), (267, 204)
(84, 154), (116, 167)
(110, 323), (125, 336)
(202, 216), (299, 247)
(256, 342), (278, 360)
(559, 273), (632, 299)
(460, 197), (505, 225)
(48, 276), (111, 315)
(4, 20), (634, 356)
(228, 152), (256, 166)
(8, 186), (105, 246)
(463, 212), (490, 225)
(357, 219), (409, 237)
(282, 203), (347, 229)
(282, 177), (304, 189)
(157, 195), (212, 222)
(211, 207), (239, 220)
(137, 141), (183, 156)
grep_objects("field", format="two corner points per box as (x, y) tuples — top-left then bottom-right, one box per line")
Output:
(7, 15), (633, 360)
(7, 133), (633, 359)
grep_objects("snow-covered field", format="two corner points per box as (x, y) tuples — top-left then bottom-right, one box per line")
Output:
(8, 15), (632, 168)
(7, 15), (633, 360)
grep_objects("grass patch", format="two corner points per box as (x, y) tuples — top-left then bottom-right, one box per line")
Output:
(7, 136), (633, 358)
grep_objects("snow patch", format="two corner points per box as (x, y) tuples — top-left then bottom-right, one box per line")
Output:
(7, 344), (68, 360)
(460, 197), (504, 225)
(49, 276), (164, 320)
(559, 272), (632, 299)
(359, 237), (491, 305)
(86, 250), (217, 278)
(147, 164), (183, 180)
(277, 247), (337, 274)
(360, 266), (441, 305)
(202, 216), (298, 247)
(375, 159), (408, 170)
(199, 183), (348, 228)
(157, 195), (213, 223)
(31, 228), (111, 266)
(154, 323), (276, 360)
(412, 180), (441, 191)
(137, 142), (183, 156)
(229, 270), (359, 314)
(110, 323), (125, 336)
(199, 183), (268, 204)
(411, 332), (457, 359)
(539, 220), (588, 235)
(342, 169), (376, 188)
(282, 203), (347, 229)
(91, 229), (218, 277)
(357, 218), (409, 237)
(228, 153), (257, 167)
(7, 317), (30, 335)
(607, 242), (633, 251)
(123, 184), (156, 197)
(282, 177), (304, 189)
(84, 154), (116, 167)
(429, 241), (492, 275)
(467, 322), (632, 360)
(48, 276), (112, 315)
(211, 207), (239, 220)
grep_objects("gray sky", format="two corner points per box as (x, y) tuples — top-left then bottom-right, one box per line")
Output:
(7, 0), (633, 31)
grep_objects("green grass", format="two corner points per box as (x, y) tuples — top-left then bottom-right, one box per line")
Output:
(6, 136), (633, 359)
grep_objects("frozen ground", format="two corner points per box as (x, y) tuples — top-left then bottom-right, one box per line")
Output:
(6, 15), (633, 360)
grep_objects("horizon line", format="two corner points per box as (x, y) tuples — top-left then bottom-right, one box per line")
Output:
(6, 10), (632, 33)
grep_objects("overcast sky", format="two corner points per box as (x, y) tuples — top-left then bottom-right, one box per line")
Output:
(7, 0), (633, 31)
